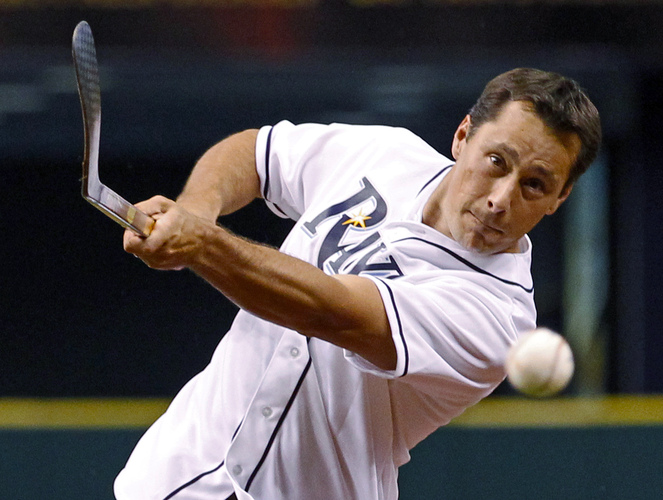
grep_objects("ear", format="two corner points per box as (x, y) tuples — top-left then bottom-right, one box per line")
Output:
(451, 115), (472, 160)
(547, 183), (573, 215)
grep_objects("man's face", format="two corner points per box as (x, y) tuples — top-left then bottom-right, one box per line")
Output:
(425, 100), (581, 255)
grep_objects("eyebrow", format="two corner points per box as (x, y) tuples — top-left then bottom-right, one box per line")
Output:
(492, 142), (558, 181)
(496, 142), (520, 162)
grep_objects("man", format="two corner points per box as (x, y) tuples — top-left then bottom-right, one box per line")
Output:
(115, 68), (601, 499)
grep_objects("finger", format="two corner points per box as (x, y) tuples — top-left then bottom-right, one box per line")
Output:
(134, 195), (176, 218)
(123, 227), (145, 254)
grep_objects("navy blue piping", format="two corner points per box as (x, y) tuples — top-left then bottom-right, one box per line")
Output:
(374, 278), (409, 377)
(162, 420), (243, 499)
(262, 126), (274, 200)
(417, 165), (452, 196)
(162, 461), (226, 500)
(271, 202), (289, 218)
(244, 349), (313, 492)
(393, 236), (534, 293)
(262, 126), (290, 218)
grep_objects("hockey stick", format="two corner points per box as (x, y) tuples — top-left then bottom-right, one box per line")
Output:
(72, 21), (155, 237)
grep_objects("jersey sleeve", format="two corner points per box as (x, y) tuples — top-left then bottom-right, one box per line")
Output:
(254, 120), (426, 221)
(255, 121), (356, 220)
(345, 274), (535, 395)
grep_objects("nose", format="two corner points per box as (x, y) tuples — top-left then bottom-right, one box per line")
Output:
(487, 176), (517, 213)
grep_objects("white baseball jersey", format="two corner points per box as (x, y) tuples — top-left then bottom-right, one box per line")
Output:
(114, 121), (537, 500)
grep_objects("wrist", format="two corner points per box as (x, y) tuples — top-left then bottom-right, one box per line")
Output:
(187, 218), (230, 271)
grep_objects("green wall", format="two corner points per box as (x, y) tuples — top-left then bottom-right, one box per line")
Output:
(400, 426), (663, 500)
(1, 426), (662, 499)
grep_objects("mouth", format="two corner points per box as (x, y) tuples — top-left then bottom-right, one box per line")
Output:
(469, 211), (503, 233)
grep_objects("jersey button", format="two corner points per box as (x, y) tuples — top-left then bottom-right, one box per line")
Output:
(232, 465), (243, 476)
(290, 347), (300, 358)
(262, 406), (273, 418)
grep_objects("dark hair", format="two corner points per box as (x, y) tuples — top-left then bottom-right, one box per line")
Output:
(468, 68), (601, 189)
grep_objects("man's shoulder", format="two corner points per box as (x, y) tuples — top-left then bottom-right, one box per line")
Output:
(272, 120), (440, 155)
(330, 122), (436, 149)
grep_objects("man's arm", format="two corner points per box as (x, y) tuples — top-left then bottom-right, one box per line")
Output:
(123, 131), (397, 371)
(175, 129), (262, 220)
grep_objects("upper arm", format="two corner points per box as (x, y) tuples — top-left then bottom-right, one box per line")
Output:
(177, 129), (262, 220)
(215, 129), (262, 215)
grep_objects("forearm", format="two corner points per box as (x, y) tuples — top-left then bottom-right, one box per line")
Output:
(189, 223), (396, 369)
(176, 129), (261, 220)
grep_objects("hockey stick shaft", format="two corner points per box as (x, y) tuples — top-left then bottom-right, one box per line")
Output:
(72, 21), (155, 237)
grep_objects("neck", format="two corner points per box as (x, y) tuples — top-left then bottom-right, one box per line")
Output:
(422, 172), (451, 235)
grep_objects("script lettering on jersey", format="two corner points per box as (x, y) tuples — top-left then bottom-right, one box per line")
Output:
(302, 177), (402, 279)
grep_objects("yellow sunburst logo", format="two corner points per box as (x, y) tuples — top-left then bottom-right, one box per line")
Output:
(342, 209), (372, 229)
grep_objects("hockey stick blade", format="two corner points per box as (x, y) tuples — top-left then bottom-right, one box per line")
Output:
(72, 20), (155, 237)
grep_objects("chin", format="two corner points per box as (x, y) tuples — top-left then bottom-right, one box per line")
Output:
(461, 238), (492, 254)
(462, 234), (510, 255)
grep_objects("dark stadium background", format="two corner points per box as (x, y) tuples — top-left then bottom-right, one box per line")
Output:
(2, 1), (661, 397)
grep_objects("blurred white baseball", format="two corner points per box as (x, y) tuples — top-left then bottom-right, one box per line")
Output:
(506, 327), (574, 397)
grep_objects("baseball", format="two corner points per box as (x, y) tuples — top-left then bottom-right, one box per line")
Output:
(505, 327), (574, 397)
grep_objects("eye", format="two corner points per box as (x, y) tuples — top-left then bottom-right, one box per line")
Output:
(489, 154), (506, 170)
(523, 178), (547, 194)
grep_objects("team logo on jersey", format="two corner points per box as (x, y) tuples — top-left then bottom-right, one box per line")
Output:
(302, 177), (403, 279)
(342, 209), (371, 229)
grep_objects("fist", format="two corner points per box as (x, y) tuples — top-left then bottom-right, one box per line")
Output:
(123, 195), (211, 270)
